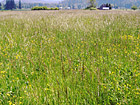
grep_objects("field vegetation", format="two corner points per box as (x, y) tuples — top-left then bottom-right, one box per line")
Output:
(0, 10), (140, 105)
(31, 6), (59, 10)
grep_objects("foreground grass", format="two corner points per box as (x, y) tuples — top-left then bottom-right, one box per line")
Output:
(0, 10), (140, 105)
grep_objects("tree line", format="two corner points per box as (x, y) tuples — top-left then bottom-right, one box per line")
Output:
(0, 0), (139, 10)
(0, 0), (21, 10)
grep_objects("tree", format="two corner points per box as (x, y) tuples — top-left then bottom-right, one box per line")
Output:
(89, 0), (96, 8)
(5, 0), (16, 10)
(0, 3), (2, 10)
(131, 5), (137, 10)
(19, 0), (22, 9)
(109, 4), (112, 9)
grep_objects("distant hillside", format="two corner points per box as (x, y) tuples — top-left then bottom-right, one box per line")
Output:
(0, 0), (62, 3)
(1, 0), (140, 9)
(59, 0), (88, 9)
(59, 0), (140, 9)
(97, 0), (140, 8)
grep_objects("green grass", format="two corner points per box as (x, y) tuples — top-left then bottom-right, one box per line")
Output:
(0, 10), (140, 105)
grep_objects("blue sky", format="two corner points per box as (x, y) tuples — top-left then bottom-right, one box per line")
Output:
(0, 0), (63, 3)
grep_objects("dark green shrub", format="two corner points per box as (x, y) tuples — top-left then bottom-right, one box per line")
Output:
(42, 6), (48, 10)
(47, 8), (50, 10)
(131, 5), (137, 10)
(90, 7), (97, 10)
(31, 6), (39, 10)
(31, 6), (59, 10)
(85, 6), (91, 10)
(50, 8), (55, 10)
(55, 7), (59, 10)
(85, 6), (97, 10)
(38, 7), (43, 10)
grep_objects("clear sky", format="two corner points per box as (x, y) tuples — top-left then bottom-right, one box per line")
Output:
(0, 0), (63, 3)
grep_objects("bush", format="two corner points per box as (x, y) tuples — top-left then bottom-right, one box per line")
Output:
(31, 6), (39, 10)
(90, 7), (97, 10)
(54, 7), (59, 10)
(50, 8), (55, 10)
(131, 5), (137, 10)
(85, 6), (91, 10)
(31, 6), (59, 10)
(85, 6), (97, 10)
(42, 6), (48, 10)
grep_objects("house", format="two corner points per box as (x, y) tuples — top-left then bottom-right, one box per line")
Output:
(67, 7), (71, 10)
(59, 7), (63, 10)
(103, 7), (110, 10)
(98, 3), (112, 10)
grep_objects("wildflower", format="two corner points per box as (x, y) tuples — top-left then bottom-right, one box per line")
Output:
(122, 35), (127, 39)
(104, 86), (106, 89)
(117, 103), (121, 105)
(8, 101), (12, 105)
(45, 88), (49, 91)
(109, 71), (111, 75)
(99, 56), (102, 58)
(0, 71), (6, 74)
(128, 84), (131, 87)
(128, 35), (133, 39)
(135, 92), (139, 95)
(118, 88), (120, 91)
(7, 93), (10, 96)
(13, 95), (16, 98)
(113, 78), (116, 81)
(0, 63), (2, 65)
(15, 54), (19, 59)
(31, 72), (34, 75)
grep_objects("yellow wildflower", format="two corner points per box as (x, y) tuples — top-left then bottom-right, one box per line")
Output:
(135, 92), (139, 95)
(7, 93), (10, 96)
(104, 86), (106, 89)
(8, 101), (12, 105)
(118, 88), (120, 91)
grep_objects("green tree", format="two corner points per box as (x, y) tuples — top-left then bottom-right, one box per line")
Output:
(131, 5), (137, 10)
(89, 0), (96, 8)
(0, 3), (2, 10)
(19, 0), (22, 9)
(5, 0), (16, 10)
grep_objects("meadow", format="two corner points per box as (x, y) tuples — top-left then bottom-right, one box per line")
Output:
(0, 10), (140, 105)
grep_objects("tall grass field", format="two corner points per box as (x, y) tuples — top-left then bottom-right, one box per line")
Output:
(0, 10), (140, 105)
